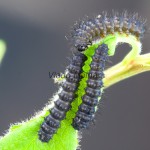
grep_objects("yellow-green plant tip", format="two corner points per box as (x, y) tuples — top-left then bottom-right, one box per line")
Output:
(0, 40), (6, 65)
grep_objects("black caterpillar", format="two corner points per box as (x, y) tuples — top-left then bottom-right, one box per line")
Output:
(72, 44), (108, 130)
(38, 53), (87, 142)
(71, 12), (146, 51)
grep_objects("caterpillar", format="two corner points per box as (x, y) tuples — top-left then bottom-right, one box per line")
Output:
(71, 11), (145, 51)
(38, 11), (146, 143)
(72, 43), (108, 130)
(38, 52), (87, 142)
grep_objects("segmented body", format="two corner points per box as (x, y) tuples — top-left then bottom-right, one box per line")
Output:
(38, 53), (87, 142)
(72, 44), (108, 130)
(71, 12), (146, 51)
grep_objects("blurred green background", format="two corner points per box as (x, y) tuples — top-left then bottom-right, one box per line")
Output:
(0, 0), (150, 150)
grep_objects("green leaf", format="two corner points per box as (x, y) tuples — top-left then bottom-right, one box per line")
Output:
(0, 107), (78, 150)
(0, 40), (6, 65)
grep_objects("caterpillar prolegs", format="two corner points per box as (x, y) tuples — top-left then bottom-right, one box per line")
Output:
(38, 12), (146, 142)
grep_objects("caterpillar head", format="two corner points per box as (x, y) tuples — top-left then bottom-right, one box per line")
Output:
(74, 39), (92, 52)
(75, 43), (88, 52)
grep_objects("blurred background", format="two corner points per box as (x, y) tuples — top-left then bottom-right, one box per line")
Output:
(0, 0), (150, 149)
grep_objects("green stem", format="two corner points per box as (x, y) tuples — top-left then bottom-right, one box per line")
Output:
(104, 53), (150, 88)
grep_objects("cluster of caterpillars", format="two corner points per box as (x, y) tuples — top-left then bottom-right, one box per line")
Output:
(38, 11), (146, 142)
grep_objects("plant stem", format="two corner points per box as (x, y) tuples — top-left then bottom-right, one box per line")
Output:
(104, 53), (150, 88)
